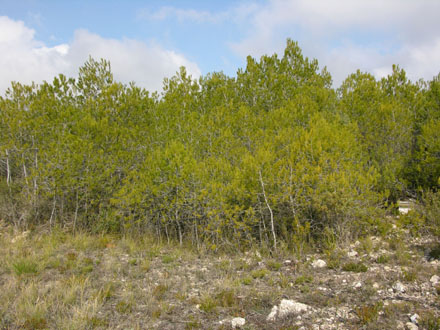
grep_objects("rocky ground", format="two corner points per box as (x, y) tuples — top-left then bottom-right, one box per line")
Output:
(0, 219), (439, 329)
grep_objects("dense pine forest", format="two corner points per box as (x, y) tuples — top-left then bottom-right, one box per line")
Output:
(1, 40), (439, 251)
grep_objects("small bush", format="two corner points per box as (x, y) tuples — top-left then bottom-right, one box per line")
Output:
(294, 275), (313, 285)
(162, 255), (175, 264)
(342, 262), (368, 273)
(215, 289), (238, 308)
(266, 260), (282, 271)
(376, 254), (390, 264)
(420, 311), (440, 330)
(23, 315), (47, 330)
(116, 300), (133, 314)
(251, 268), (268, 279)
(152, 284), (169, 300)
(199, 295), (217, 313)
(401, 269), (417, 282)
(428, 245), (440, 260)
(355, 302), (382, 325)
(12, 259), (38, 276)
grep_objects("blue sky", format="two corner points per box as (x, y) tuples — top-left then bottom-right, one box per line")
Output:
(1, 0), (440, 93)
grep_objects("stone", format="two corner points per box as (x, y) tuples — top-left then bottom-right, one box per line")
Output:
(430, 275), (440, 286)
(353, 281), (362, 289)
(405, 322), (418, 330)
(231, 317), (246, 328)
(267, 299), (310, 321)
(410, 313), (419, 324)
(393, 281), (406, 293)
(347, 250), (358, 257)
(312, 259), (327, 268)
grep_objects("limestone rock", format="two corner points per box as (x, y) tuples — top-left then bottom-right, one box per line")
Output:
(430, 275), (440, 286)
(347, 250), (358, 257)
(393, 281), (406, 293)
(410, 313), (419, 324)
(231, 317), (246, 328)
(405, 322), (418, 330)
(267, 299), (310, 321)
(311, 259), (327, 269)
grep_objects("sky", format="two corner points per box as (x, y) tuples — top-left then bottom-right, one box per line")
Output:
(1, 0), (440, 94)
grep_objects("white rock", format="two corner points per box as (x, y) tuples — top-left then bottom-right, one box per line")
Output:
(267, 299), (309, 321)
(405, 322), (418, 330)
(312, 259), (327, 268)
(231, 317), (246, 328)
(284, 260), (292, 265)
(393, 281), (406, 293)
(347, 250), (358, 257)
(430, 275), (440, 286)
(373, 282), (380, 289)
(267, 306), (279, 321)
(353, 281), (362, 289)
(410, 313), (419, 324)
(399, 207), (410, 214)
(396, 320), (405, 329)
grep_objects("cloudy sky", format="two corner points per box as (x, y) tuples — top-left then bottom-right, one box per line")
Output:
(1, 0), (440, 94)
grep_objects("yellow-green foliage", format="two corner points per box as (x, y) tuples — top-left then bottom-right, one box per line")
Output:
(1, 40), (438, 250)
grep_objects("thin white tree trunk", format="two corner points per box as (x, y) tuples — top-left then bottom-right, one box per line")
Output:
(6, 149), (11, 186)
(49, 197), (56, 230)
(259, 170), (276, 251)
(73, 190), (79, 233)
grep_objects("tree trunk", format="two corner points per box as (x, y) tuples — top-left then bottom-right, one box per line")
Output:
(259, 170), (276, 251)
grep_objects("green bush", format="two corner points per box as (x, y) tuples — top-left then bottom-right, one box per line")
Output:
(342, 262), (368, 273)
(11, 259), (38, 276)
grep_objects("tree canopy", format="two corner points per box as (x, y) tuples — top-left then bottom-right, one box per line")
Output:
(1, 40), (439, 250)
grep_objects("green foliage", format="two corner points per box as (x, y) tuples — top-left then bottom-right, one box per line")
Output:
(355, 302), (382, 325)
(341, 262), (368, 273)
(376, 255), (390, 264)
(266, 260), (282, 271)
(12, 259), (39, 276)
(199, 295), (217, 313)
(294, 275), (313, 285)
(420, 311), (440, 330)
(251, 268), (269, 279)
(0, 39), (438, 250)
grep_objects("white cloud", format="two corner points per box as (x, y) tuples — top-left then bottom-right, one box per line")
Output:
(230, 0), (440, 85)
(0, 16), (201, 95)
(66, 30), (201, 91)
(139, 6), (227, 23)
(137, 3), (261, 25)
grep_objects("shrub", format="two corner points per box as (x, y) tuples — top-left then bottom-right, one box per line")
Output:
(11, 259), (38, 276)
(342, 262), (368, 273)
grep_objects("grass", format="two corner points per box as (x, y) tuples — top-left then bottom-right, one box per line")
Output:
(11, 258), (39, 275)
(355, 302), (382, 325)
(0, 225), (438, 329)
(342, 262), (368, 273)
(251, 268), (269, 279)
(376, 254), (390, 264)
